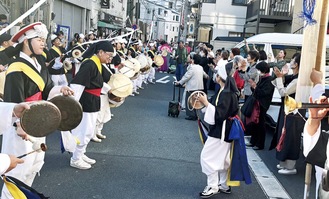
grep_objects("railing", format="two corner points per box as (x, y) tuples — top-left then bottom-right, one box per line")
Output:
(246, 0), (293, 19)
(0, 0), (11, 13)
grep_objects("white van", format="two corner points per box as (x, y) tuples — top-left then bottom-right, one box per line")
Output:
(234, 33), (329, 66)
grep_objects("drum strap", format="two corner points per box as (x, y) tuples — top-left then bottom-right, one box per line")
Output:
(6, 62), (45, 91)
(84, 88), (101, 97)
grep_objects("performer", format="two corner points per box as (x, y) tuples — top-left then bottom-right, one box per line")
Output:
(93, 61), (114, 142)
(47, 34), (68, 86)
(1, 22), (73, 199)
(146, 43), (156, 84)
(127, 39), (139, 59)
(71, 33), (86, 77)
(69, 40), (114, 170)
(270, 53), (305, 175)
(197, 62), (240, 198)
(0, 102), (29, 175)
(303, 69), (329, 199)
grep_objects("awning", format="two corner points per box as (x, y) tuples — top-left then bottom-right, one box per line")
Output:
(97, 21), (121, 29)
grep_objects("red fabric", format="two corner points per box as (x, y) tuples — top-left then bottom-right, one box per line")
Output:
(25, 92), (42, 102)
(245, 100), (260, 125)
(276, 115), (287, 152)
(233, 70), (244, 90)
(84, 88), (102, 97)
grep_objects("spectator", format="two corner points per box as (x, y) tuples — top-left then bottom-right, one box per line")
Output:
(246, 62), (275, 150)
(270, 53), (305, 174)
(175, 53), (208, 120)
(175, 41), (187, 81)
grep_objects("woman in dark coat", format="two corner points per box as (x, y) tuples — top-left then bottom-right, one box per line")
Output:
(248, 61), (275, 150)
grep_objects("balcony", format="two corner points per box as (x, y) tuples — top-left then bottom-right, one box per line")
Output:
(246, 0), (293, 24)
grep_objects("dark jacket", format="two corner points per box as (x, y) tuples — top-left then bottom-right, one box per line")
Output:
(253, 74), (274, 110)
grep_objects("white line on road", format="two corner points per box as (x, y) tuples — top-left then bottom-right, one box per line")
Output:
(156, 75), (170, 83)
(246, 143), (291, 199)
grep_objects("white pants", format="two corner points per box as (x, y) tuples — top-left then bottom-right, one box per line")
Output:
(95, 95), (112, 136)
(200, 136), (231, 189)
(51, 74), (68, 86)
(132, 79), (138, 92)
(148, 67), (155, 81)
(71, 112), (98, 160)
(136, 75), (143, 88)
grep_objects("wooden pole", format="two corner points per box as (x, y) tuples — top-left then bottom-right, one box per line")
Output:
(314, 0), (329, 71)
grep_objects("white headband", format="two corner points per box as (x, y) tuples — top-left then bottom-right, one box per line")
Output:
(18, 23), (48, 43)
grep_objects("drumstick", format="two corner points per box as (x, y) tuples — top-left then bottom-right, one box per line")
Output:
(17, 143), (47, 159)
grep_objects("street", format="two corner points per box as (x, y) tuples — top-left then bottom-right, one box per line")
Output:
(1, 72), (317, 199)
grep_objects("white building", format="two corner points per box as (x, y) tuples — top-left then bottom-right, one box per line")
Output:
(139, 0), (180, 43)
(198, 0), (247, 42)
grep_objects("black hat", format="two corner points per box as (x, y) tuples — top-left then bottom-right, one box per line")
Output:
(82, 40), (114, 59)
(0, 33), (11, 44)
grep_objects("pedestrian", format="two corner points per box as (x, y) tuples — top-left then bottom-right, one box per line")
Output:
(175, 41), (187, 81)
(175, 53), (208, 120)
(69, 40), (115, 170)
(270, 53), (305, 174)
(1, 22), (73, 199)
(197, 62), (240, 198)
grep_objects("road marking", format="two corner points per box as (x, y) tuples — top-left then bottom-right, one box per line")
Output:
(246, 142), (291, 199)
(156, 75), (170, 83)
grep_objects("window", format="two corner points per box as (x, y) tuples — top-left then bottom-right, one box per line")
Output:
(173, 27), (175, 31)
(169, 2), (173, 9)
(176, 16), (179, 21)
(173, 15), (175, 20)
(232, 0), (248, 5)
(158, 8), (161, 15)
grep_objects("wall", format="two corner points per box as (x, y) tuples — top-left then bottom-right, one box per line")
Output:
(53, 0), (87, 40)
(199, 0), (247, 41)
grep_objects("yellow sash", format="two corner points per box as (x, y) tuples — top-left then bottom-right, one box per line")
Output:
(51, 46), (62, 56)
(41, 51), (47, 60)
(3, 176), (27, 199)
(0, 47), (5, 51)
(83, 55), (102, 74)
(148, 50), (155, 57)
(6, 62), (45, 91)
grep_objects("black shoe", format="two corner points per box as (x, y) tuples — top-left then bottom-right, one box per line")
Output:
(185, 116), (197, 121)
(218, 185), (231, 194)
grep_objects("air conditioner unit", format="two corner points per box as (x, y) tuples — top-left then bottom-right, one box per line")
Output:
(99, 12), (105, 20)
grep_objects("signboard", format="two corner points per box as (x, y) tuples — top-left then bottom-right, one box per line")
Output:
(132, 24), (138, 30)
(57, 25), (70, 48)
(101, 0), (110, 9)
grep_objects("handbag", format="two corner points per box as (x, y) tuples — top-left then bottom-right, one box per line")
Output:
(245, 100), (260, 125)
(241, 95), (257, 117)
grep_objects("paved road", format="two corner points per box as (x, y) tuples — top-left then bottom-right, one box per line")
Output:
(0, 72), (318, 198)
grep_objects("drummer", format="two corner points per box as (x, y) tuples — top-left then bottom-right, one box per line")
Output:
(127, 39), (139, 59)
(69, 40), (114, 170)
(47, 34), (68, 86)
(1, 22), (73, 199)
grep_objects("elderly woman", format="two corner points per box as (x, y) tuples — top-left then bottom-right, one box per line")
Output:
(248, 62), (274, 150)
(197, 62), (240, 198)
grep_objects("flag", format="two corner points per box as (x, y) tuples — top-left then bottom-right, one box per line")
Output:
(197, 119), (208, 145)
